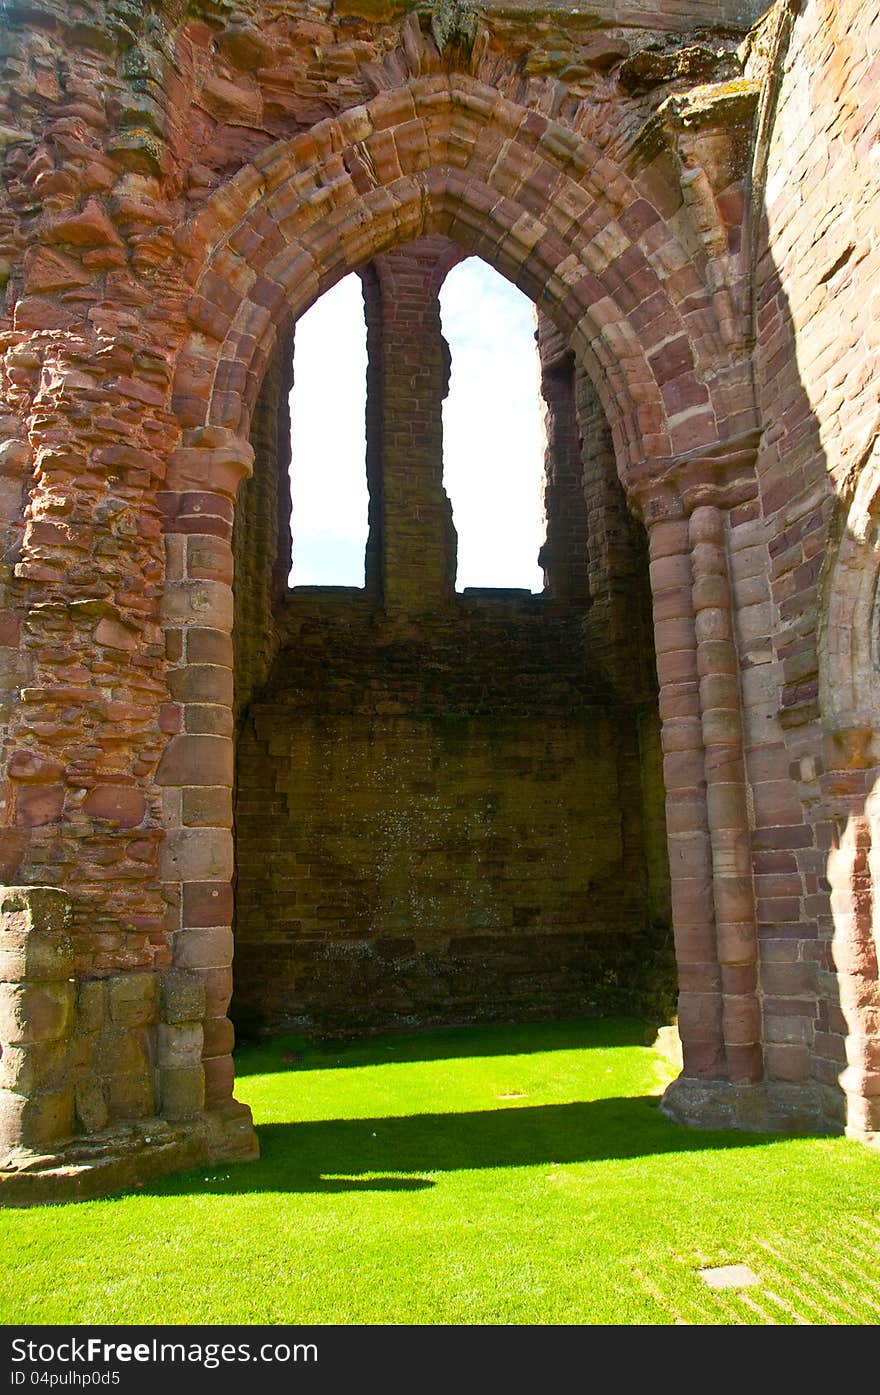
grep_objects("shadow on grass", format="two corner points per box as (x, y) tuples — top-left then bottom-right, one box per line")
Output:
(233, 1017), (650, 1077)
(145, 1094), (800, 1198)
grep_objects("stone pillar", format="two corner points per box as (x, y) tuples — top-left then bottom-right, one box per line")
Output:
(823, 732), (880, 1142)
(537, 316), (590, 603)
(157, 426), (254, 1115)
(637, 434), (787, 1128)
(690, 505), (762, 1083)
(0, 887), (74, 1157)
(371, 240), (457, 612)
(647, 508), (725, 1080)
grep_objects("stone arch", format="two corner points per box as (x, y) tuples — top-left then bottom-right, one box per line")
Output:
(155, 70), (761, 1140)
(172, 75), (756, 497)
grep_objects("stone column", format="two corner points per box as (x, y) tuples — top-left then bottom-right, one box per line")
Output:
(646, 504), (726, 1080)
(370, 240), (457, 612)
(157, 426), (255, 1119)
(823, 731), (880, 1141)
(690, 505), (762, 1083)
(0, 886), (74, 1157)
(637, 434), (767, 1124)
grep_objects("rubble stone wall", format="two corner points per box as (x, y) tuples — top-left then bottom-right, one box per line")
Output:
(234, 595), (673, 1037)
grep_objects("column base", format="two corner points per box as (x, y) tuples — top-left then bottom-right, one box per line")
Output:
(661, 1073), (829, 1135)
(0, 1100), (258, 1207)
(845, 1126), (880, 1148)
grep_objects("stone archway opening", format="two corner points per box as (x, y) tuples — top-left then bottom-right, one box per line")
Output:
(229, 235), (674, 1043)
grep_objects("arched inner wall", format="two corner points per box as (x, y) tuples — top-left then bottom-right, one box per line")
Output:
(230, 240), (672, 1038)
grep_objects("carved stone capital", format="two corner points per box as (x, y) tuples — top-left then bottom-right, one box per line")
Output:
(631, 428), (761, 524)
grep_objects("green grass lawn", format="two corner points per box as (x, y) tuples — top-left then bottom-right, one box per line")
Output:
(1, 1017), (879, 1325)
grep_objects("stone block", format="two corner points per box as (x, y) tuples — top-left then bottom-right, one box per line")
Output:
(106, 1071), (155, 1121)
(765, 1043), (810, 1082)
(108, 973), (158, 1029)
(161, 580), (233, 632)
(182, 786), (234, 828)
(76, 979), (106, 1035)
(13, 785), (65, 827)
(82, 786), (146, 827)
(186, 538), (235, 587)
(202, 1015), (235, 1058)
(0, 926), (73, 984)
(187, 628), (234, 666)
(182, 704), (235, 737)
(160, 828), (234, 881)
(0, 981), (74, 1045)
(182, 881), (233, 927)
(156, 734), (234, 788)
(157, 1022), (203, 1068)
(203, 1054), (234, 1107)
(159, 1065), (205, 1120)
(160, 968), (206, 1025)
(75, 1078), (109, 1134)
(92, 1026), (152, 1077)
(0, 1039), (70, 1094)
(174, 926), (234, 971)
(0, 1085), (73, 1151)
(0, 886), (72, 942)
(168, 664), (234, 706)
(202, 967), (233, 1019)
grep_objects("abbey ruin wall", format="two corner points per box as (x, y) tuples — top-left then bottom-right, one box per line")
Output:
(1, 0), (879, 1199)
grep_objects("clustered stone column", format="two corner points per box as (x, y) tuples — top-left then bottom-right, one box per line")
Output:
(690, 505), (762, 1084)
(637, 450), (765, 1122)
(647, 506), (726, 1081)
(157, 426), (255, 1119)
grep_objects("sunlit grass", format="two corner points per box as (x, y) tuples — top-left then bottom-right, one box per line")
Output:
(1, 1018), (878, 1325)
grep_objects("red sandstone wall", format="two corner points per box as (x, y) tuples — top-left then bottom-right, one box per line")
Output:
(233, 595), (674, 1035)
(0, 0), (759, 986)
(7, 0), (870, 1161)
(749, 0), (880, 1128)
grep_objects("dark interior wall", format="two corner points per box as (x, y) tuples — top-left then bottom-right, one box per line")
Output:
(234, 594), (673, 1036)
(231, 248), (673, 1039)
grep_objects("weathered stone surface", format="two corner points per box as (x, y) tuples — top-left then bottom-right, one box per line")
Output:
(159, 1066), (205, 1120)
(0, 1085), (74, 1151)
(0, 0), (877, 1198)
(157, 1023), (203, 1069)
(107, 973), (158, 1030)
(74, 1079), (109, 1135)
(160, 969), (206, 1026)
(0, 982), (74, 1046)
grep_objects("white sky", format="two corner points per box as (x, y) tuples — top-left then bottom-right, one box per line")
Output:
(288, 258), (546, 591)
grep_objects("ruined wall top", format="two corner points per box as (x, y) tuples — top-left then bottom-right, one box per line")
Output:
(397, 0), (762, 24)
(0, 0), (774, 40)
(336, 0), (770, 28)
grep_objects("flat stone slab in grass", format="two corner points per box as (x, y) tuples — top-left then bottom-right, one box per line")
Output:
(698, 1264), (760, 1290)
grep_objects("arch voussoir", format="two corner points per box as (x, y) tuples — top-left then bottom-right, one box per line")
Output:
(178, 71), (750, 484)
